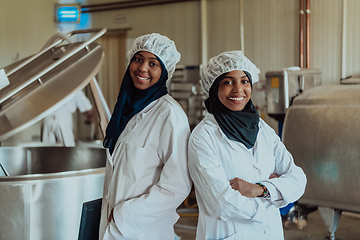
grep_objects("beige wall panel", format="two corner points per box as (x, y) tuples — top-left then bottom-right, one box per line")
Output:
(89, 1), (201, 66)
(243, 0), (299, 81)
(0, 0), (73, 144)
(206, 0), (241, 59)
(0, 0), (59, 68)
(96, 32), (127, 110)
(344, 0), (360, 78)
(241, 0), (299, 129)
(310, 0), (342, 84)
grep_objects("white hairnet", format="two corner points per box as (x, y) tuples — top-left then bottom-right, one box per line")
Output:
(127, 33), (181, 79)
(200, 50), (260, 97)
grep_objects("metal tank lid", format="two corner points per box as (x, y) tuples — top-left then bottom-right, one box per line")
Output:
(0, 28), (106, 141)
(292, 81), (360, 106)
(340, 77), (360, 85)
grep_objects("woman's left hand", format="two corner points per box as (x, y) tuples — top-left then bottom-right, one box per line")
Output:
(229, 177), (263, 198)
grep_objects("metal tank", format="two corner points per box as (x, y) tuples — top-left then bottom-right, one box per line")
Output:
(0, 28), (110, 239)
(0, 146), (105, 239)
(282, 79), (360, 239)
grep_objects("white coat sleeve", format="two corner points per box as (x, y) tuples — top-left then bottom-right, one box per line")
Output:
(112, 109), (192, 237)
(188, 133), (266, 223)
(73, 90), (92, 113)
(262, 129), (307, 208)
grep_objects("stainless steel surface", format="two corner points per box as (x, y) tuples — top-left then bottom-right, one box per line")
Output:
(318, 207), (342, 240)
(266, 69), (321, 119)
(169, 66), (205, 129)
(0, 29), (108, 240)
(89, 77), (111, 138)
(0, 146), (105, 240)
(0, 28), (106, 141)
(340, 77), (360, 85)
(282, 83), (360, 212)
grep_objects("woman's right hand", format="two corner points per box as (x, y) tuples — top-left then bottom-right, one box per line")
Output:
(269, 173), (280, 179)
(229, 178), (263, 198)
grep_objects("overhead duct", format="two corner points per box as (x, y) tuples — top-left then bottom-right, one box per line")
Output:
(81, 0), (199, 13)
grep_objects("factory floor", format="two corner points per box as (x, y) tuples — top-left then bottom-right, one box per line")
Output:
(174, 208), (360, 240)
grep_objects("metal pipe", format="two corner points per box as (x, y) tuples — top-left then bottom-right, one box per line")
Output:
(306, 0), (310, 68)
(89, 77), (111, 138)
(300, 0), (304, 68)
(0, 162), (9, 176)
(201, 0), (208, 65)
(81, 0), (199, 13)
(341, 0), (347, 79)
(82, 0), (146, 8)
(239, 0), (245, 53)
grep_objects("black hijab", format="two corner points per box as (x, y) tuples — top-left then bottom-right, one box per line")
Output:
(103, 53), (168, 154)
(204, 71), (259, 149)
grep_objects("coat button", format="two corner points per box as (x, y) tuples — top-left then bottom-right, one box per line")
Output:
(264, 229), (270, 234)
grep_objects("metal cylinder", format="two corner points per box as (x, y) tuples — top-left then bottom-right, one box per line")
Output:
(283, 83), (360, 212)
(0, 146), (105, 240)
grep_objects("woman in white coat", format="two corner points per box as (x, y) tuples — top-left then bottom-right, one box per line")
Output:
(99, 33), (192, 239)
(188, 51), (307, 240)
(41, 90), (94, 146)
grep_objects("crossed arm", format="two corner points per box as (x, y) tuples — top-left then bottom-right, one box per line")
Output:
(229, 174), (280, 198)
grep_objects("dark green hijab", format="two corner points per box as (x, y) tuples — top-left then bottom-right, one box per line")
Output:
(204, 71), (260, 149)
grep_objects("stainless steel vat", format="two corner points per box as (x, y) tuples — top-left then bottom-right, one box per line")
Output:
(282, 81), (360, 239)
(0, 146), (105, 240)
(0, 29), (109, 240)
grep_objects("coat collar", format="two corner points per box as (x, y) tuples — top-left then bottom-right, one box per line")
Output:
(203, 112), (260, 166)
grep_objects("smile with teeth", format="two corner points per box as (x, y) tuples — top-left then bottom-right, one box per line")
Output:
(228, 97), (244, 101)
(137, 75), (149, 81)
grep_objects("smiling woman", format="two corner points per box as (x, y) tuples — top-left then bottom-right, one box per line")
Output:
(217, 70), (252, 112)
(188, 50), (307, 240)
(99, 33), (192, 240)
(129, 51), (163, 90)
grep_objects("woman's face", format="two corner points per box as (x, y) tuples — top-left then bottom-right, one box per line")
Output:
(217, 70), (252, 111)
(129, 51), (163, 90)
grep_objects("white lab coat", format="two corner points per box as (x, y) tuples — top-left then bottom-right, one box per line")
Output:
(41, 90), (92, 146)
(188, 113), (306, 240)
(99, 94), (192, 240)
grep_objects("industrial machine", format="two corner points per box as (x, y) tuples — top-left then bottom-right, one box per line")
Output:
(266, 68), (321, 136)
(170, 66), (205, 129)
(0, 28), (109, 239)
(282, 78), (360, 240)
(0, 147), (105, 239)
(267, 67), (360, 239)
